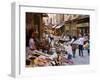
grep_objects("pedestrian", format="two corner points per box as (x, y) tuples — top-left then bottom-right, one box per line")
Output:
(88, 40), (90, 56)
(71, 36), (78, 58)
(84, 40), (90, 56)
(78, 34), (85, 57)
(63, 42), (73, 64)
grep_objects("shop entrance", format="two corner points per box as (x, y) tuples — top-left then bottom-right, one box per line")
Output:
(77, 27), (89, 36)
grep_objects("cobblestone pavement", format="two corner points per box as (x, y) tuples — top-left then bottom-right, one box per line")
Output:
(72, 49), (90, 65)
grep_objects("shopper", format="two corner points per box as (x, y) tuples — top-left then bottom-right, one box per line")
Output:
(84, 40), (90, 56)
(63, 42), (73, 64)
(71, 36), (78, 58)
(78, 34), (85, 57)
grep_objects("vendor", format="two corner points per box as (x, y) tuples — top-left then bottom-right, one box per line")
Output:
(29, 31), (36, 50)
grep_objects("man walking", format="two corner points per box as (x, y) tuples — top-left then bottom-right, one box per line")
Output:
(78, 34), (85, 57)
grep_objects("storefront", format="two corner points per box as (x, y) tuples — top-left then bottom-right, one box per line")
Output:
(77, 24), (89, 36)
(64, 16), (89, 37)
(77, 17), (90, 36)
(26, 13), (48, 47)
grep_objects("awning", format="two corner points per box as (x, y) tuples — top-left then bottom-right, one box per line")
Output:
(55, 22), (65, 29)
(52, 25), (57, 28)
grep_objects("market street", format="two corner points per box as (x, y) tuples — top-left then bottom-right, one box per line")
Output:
(26, 13), (90, 67)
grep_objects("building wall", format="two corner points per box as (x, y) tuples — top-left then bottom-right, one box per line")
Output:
(64, 16), (89, 37)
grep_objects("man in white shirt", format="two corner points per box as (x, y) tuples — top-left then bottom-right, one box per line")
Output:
(78, 34), (85, 57)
